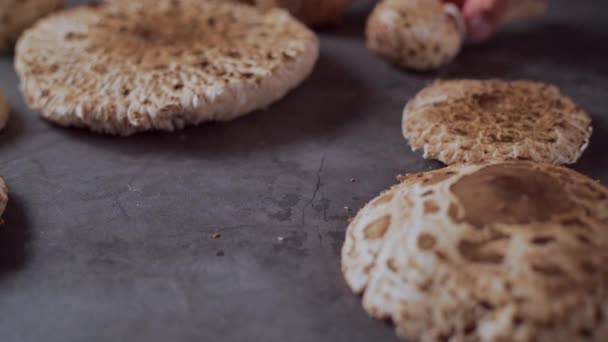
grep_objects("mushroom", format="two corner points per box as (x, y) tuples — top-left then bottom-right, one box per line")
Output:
(402, 79), (592, 165)
(342, 161), (608, 341)
(366, 0), (463, 71)
(366, 0), (547, 71)
(15, 0), (319, 135)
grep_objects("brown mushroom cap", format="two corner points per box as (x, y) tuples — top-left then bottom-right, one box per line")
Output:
(15, 0), (319, 135)
(402, 79), (592, 165)
(237, 0), (351, 27)
(0, 89), (8, 130)
(342, 161), (608, 342)
(366, 0), (463, 71)
(0, 0), (63, 50)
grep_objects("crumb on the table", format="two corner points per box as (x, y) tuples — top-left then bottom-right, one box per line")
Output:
(210, 233), (221, 239)
(349, 178), (356, 183)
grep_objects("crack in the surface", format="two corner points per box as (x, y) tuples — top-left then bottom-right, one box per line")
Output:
(113, 198), (131, 222)
(30, 158), (49, 180)
(301, 153), (326, 228)
(317, 231), (324, 249)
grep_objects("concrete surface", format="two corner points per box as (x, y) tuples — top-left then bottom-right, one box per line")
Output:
(0, 0), (607, 341)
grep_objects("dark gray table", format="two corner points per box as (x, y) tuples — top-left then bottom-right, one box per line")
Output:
(0, 1), (606, 341)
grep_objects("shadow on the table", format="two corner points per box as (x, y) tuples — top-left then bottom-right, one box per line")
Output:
(0, 109), (28, 151)
(573, 118), (608, 183)
(330, 0), (376, 38)
(442, 23), (608, 79)
(0, 193), (31, 279)
(54, 53), (372, 158)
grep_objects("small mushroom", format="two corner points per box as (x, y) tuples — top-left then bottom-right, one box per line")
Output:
(366, 0), (547, 71)
(366, 0), (464, 71)
(402, 79), (592, 165)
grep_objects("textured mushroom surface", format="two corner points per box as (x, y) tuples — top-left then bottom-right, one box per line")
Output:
(366, 0), (463, 71)
(0, 88), (8, 130)
(342, 161), (608, 342)
(16, 0), (319, 135)
(402, 80), (592, 165)
(0, 0), (63, 49)
(237, 0), (351, 27)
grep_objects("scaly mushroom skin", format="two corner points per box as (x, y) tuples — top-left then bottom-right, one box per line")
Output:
(16, 0), (319, 135)
(366, 0), (463, 71)
(343, 161), (608, 342)
(402, 79), (592, 165)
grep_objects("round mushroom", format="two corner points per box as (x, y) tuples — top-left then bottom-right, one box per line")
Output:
(0, 0), (63, 50)
(402, 79), (592, 165)
(366, 0), (463, 71)
(0, 89), (8, 131)
(342, 161), (608, 342)
(15, 0), (319, 136)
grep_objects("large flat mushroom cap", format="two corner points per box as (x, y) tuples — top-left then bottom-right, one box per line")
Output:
(15, 0), (319, 135)
(402, 79), (592, 165)
(366, 0), (463, 71)
(0, 0), (63, 50)
(342, 161), (608, 341)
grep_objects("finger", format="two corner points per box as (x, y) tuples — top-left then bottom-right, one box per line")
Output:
(463, 0), (511, 41)
(442, 0), (467, 7)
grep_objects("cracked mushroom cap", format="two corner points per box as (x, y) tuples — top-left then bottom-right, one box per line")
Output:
(237, 0), (351, 27)
(15, 0), (319, 136)
(0, 89), (8, 130)
(0, 178), (6, 220)
(342, 161), (608, 342)
(0, 0), (63, 50)
(403, 80), (593, 165)
(366, 0), (463, 71)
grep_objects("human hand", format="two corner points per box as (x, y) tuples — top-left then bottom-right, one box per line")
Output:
(444, 0), (512, 41)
